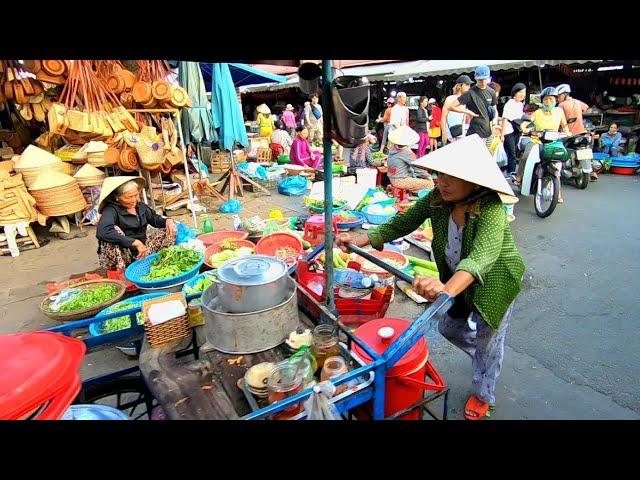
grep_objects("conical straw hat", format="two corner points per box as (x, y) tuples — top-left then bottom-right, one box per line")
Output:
(388, 125), (420, 146)
(29, 169), (76, 191)
(85, 141), (109, 154)
(413, 134), (515, 198)
(14, 145), (61, 169)
(256, 103), (271, 114)
(98, 176), (146, 212)
(74, 163), (104, 179)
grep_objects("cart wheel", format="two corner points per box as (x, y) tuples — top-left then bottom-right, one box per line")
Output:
(74, 375), (161, 420)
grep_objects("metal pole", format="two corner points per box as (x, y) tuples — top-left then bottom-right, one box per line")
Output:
(538, 66), (543, 91)
(175, 110), (199, 228)
(321, 60), (335, 313)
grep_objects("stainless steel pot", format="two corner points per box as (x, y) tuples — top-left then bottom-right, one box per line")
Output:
(201, 276), (300, 354)
(215, 255), (289, 313)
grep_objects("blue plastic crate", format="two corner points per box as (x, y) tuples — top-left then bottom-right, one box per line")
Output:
(125, 252), (204, 288)
(362, 204), (397, 225)
(89, 292), (169, 338)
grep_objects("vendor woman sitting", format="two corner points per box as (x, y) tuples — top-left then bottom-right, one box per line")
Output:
(96, 176), (177, 271)
(290, 126), (323, 169)
(387, 125), (435, 193)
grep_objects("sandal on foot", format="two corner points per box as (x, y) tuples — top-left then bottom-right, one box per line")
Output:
(464, 395), (491, 420)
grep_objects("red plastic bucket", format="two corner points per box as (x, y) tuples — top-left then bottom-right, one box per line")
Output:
(352, 318), (445, 420)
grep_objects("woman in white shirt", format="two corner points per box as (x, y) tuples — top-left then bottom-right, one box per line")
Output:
(501, 83), (526, 175)
(441, 75), (472, 144)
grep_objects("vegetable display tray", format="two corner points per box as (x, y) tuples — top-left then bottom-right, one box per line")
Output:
(39, 280), (127, 322)
(89, 292), (169, 338)
(125, 252), (204, 288)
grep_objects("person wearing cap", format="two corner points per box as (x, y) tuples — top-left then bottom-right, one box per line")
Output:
(282, 104), (297, 138)
(271, 121), (293, 156)
(347, 133), (384, 173)
(389, 92), (410, 134)
(385, 125), (434, 193)
(377, 97), (395, 153)
(446, 65), (499, 143)
(515, 86), (570, 202)
(336, 134), (525, 420)
(501, 83), (527, 175)
(427, 98), (442, 152)
(256, 104), (275, 137)
(415, 97), (430, 157)
(441, 75), (473, 144)
(290, 126), (323, 169)
(96, 177), (177, 271)
(557, 84), (589, 137)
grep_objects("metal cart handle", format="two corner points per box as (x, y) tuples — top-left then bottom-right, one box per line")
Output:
(344, 243), (414, 284)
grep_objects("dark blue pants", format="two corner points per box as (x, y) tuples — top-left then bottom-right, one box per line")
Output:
(503, 131), (519, 173)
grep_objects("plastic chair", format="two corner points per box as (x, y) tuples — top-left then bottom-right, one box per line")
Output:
(386, 185), (409, 203)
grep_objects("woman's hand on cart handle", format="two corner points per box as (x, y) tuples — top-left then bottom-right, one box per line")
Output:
(412, 276), (446, 302)
(336, 233), (370, 253)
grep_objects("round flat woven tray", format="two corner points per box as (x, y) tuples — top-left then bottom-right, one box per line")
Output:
(40, 279), (127, 322)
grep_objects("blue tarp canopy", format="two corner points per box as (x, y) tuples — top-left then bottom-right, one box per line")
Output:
(200, 63), (286, 88)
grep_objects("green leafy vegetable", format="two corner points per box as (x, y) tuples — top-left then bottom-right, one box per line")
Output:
(100, 302), (144, 334)
(56, 285), (118, 312)
(142, 246), (202, 281)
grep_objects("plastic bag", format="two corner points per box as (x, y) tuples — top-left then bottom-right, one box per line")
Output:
(220, 199), (242, 214)
(180, 238), (206, 255)
(175, 221), (197, 245)
(303, 381), (342, 420)
(49, 288), (83, 312)
(277, 175), (308, 196)
(493, 142), (508, 167)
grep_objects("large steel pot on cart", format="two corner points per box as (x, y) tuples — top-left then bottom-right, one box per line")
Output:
(201, 276), (300, 354)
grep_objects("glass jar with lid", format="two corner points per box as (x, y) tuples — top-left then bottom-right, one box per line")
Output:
(267, 361), (304, 420)
(311, 324), (340, 372)
(320, 355), (349, 395)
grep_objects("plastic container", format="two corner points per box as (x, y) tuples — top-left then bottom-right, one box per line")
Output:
(255, 232), (304, 263)
(362, 203), (397, 225)
(311, 324), (341, 372)
(125, 252), (204, 288)
(333, 268), (374, 289)
(267, 361), (304, 419)
(197, 230), (248, 247)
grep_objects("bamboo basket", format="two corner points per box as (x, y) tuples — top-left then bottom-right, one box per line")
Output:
(40, 279), (127, 322)
(142, 293), (190, 348)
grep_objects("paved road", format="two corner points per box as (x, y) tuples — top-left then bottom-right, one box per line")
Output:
(388, 174), (640, 419)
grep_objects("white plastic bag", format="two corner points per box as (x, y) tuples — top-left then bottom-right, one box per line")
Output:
(303, 381), (342, 420)
(494, 142), (508, 167)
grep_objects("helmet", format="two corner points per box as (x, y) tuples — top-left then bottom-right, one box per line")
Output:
(540, 86), (559, 99)
(556, 84), (571, 95)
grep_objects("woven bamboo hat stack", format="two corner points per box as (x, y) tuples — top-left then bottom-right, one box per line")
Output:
(85, 141), (112, 167)
(13, 146), (65, 188)
(73, 163), (105, 187)
(28, 169), (87, 217)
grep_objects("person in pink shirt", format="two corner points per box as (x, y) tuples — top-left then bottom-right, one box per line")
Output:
(282, 104), (297, 138)
(290, 126), (323, 169)
(557, 84), (589, 136)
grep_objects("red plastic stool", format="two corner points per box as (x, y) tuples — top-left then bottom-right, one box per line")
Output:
(386, 185), (409, 203)
(302, 214), (339, 247)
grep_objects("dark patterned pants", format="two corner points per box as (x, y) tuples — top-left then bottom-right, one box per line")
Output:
(98, 225), (175, 271)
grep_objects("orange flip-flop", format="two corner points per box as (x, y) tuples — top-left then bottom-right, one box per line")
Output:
(464, 395), (491, 421)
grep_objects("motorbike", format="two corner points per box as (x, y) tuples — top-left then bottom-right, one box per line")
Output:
(513, 116), (569, 218)
(560, 121), (593, 189)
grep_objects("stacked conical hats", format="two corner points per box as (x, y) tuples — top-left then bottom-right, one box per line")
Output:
(73, 163), (105, 187)
(85, 141), (112, 168)
(28, 169), (87, 217)
(13, 146), (65, 189)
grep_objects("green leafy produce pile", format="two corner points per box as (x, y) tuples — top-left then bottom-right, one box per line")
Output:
(56, 285), (118, 312)
(101, 302), (144, 334)
(185, 274), (216, 294)
(142, 246), (202, 281)
(372, 151), (387, 160)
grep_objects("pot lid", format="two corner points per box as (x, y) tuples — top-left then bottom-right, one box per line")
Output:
(217, 255), (287, 286)
(0, 332), (86, 419)
(352, 318), (427, 377)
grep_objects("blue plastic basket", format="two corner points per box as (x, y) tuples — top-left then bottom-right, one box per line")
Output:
(362, 204), (397, 225)
(308, 201), (348, 214)
(125, 251), (204, 288)
(181, 271), (217, 295)
(610, 154), (640, 167)
(335, 211), (365, 230)
(89, 292), (169, 338)
(592, 152), (610, 161)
